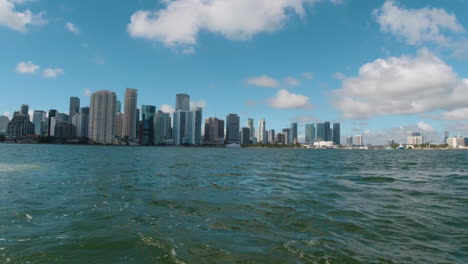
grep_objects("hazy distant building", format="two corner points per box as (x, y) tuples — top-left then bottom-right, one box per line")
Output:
(47, 110), (58, 136)
(32, 110), (47, 135)
(447, 137), (466, 149)
(332, 123), (340, 145)
(114, 113), (123, 138)
(305, 124), (315, 144)
(276, 133), (285, 144)
(0, 115), (9, 134)
(88, 90), (116, 144)
(226, 114), (240, 144)
(387, 139), (395, 146)
(268, 129), (275, 144)
(176, 94), (190, 111)
(353, 135), (363, 146)
(204, 117), (224, 145)
(406, 132), (424, 145)
(316, 123), (325, 141)
(324, 122), (331, 142)
(346, 136), (353, 146)
(7, 115), (34, 138)
(283, 128), (290, 145)
(290, 122), (298, 144)
(240, 127), (250, 145)
(247, 118), (255, 141)
(69, 97), (80, 118)
(122, 88), (138, 139)
(258, 118), (266, 142)
(444, 131), (449, 144)
(153, 111), (172, 144)
(20, 104), (29, 117)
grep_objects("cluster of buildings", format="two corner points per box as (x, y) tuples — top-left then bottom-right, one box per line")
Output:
(0, 89), (342, 147)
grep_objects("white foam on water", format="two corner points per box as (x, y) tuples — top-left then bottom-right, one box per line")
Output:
(26, 214), (32, 220)
(0, 163), (41, 172)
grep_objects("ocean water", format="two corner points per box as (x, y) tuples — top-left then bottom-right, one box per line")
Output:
(0, 144), (467, 264)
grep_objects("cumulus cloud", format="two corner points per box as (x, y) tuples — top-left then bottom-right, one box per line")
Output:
(373, 0), (464, 46)
(246, 75), (279, 88)
(333, 49), (468, 119)
(358, 122), (441, 145)
(268, 89), (312, 110)
(433, 108), (468, 120)
(127, 0), (324, 50)
(65, 22), (80, 34)
(417, 121), (434, 132)
(42, 68), (64, 78)
(0, 0), (46, 32)
(16, 61), (39, 74)
(190, 100), (206, 110)
(160, 104), (175, 114)
(333, 72), (346, 80)
(284, 76), (300, 86)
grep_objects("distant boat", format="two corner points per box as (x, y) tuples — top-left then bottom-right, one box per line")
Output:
(226, 143), (241, 148)
(385, 146), (393, 150)
(398, 145), (405, 150)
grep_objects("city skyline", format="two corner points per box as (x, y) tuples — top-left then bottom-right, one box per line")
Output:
(1, 0), (467, 144)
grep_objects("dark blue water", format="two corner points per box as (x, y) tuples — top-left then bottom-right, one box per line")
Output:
(0, 144), (467, 263)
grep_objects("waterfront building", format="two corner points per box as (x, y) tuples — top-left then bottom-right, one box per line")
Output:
(114, 113), (123, 138)
(240, 127), (250, 145)
(247, 118), (255, 141)
(122, 88), (138, 139)
(268, 129), (275, 144)
(6, 115), (34, 138)
(173, 111), (187, 145)
(262, 131), (269, 144)
(276, 133), (285, 144)
(186, 107), (202, 145)
(73, 109), (89, 138)
(447, 137), (466, 148)
(324, 122), (331, 141)
(346, 136), (353, 146)
(57, 113), (69, 122)
(47, 110), (58, 136)
(204, 117), (225, 145)
(20, 104), (29, 117)
(305, 124), (315, 144)
(283, 128), (290, 145)
(387, 139), (395, 146)
(406, 132), (424, 145)
(316, 123), (325, 141)
(141, 105), (156, 121)
(225, 114), (240, 144)
(88, 90), (116, 144)
(32, 110), (47, 135)
(258, 118), (266, 143)
(49, 117), (59, 136)
(141, 105), (156, 145)
(290, 122), (298, 144)
(0, 115), (9, 134)
(176, 94), (190, 111)
(332, 123), (340, 145)
(55, 122), (75, 138)
(444, 131), (449, 144)
(353, 135), (363, 146)
(153, 111), (172, 144)
(69, 97), (80, 118)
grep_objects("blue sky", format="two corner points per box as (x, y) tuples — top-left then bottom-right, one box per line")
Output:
(1, 0), (468, 144)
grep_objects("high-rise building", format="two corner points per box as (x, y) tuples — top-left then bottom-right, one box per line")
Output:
(258, 118), (266, 142)
(153, 111), (172, 144)
(173, 111), (187, 145)
(72, 109), (89, 138)
(316, 123), (325, 141)
(57, 113), (69, 122)
(20, 104), (29, 117)
(6, 115), (34, 138)
(32, 110), (47, 135)
(226, 114), (240, 144)
(353, 135), (363, 146)
(268, 129), (275, 144)
(122, 88), (138, 139)
(188, 107), (202, 145)
(282, 128), (290, 145)
(116, 100), (122, 113)
(346, 136), (353, 146)
(276, 133), (285, 144)
(305, 124), (315, 144)
(247, 118), (255, 140)
(176, 94), (190, 111)
(114, 113), (123, 138)
(290, 122), (298, 144)
(55, 122), (75, 138)
(387, 139), (395, 146)
(240, 127), (250, 144)
(0, 115), (9, 135)
(204, 117), (225, 145)
(88, 90), (116, 144)
(141, 105), (156, 121)
(324, 122), (331, 141)
(69, 97), (80, 118)
(141, 105), (156, 145)
(444, 131), (449, 144)
(406, 132), (424, 145)
(332, 123), (340, 145)
(47, 110), (58, 136)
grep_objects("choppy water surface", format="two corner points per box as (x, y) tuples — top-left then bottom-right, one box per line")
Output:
(0, 144), (467, 263)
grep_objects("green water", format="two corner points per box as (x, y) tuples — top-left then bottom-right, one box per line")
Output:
(0, 144), (467, 263)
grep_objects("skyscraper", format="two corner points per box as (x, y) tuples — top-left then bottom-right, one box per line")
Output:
(247, 118), (255, 140)
(346, 136), (353, 146)
(406, 132), (423, 145)
(116, 100), (122, 113)
(32, 110), (47, 135)
(176, 94), (190, 111)
(141, 105), (156, 145)
(114, 113), (123, 138)
(444, 131), (449, 144)
(282, 128), (290, 145)
(72, 107), (89, 138)
(290, 122), (298, 144)
(240, 127), (250, 145)
(141, 105), (156, 121)
(7, 115), (34, 138)
(258, 118), (266, 142)
(123, 88), (138, 139)
(353, 135), (363, 146)
(332, 123), (340, 145)
(153, 111), (172, 144)
(88, 90), (116, 144)
(305, 123), (315, 144)
(268, 129), (275, 144)
(204, 117), (224, 145)
(173, 111), (187, 145)
(69, 97), (80, 118)
(226, 114), (240, 144)
(324, 122), (331, 141)
(316, 123), (325, 141)
(20, 104), (29, 117)
(0, 115), (10, 135)
(47, 110), (58, 136)
(188, 107), (202, 145)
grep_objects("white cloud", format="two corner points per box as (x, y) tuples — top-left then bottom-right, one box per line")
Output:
(303, 72), (314, 80)
(190, 100), (206, 110)
(127, 0), (323, 50)
(289, 115), (320, 124)
(84, 88), (91, 96)
(65, 22), (80, 34)
(42, 68), (64, 78)
(160, 104), (174, 114)
(373, 0), (464, 46)
(268, 89), (312, 110)
(333, 49), (468, 119)
(3, 111), (11, 118)
(16, 61), (39, 74)
(333, 72), (346, 80)
(417, 121), (434, 132)
(284, 76), (300, 86)
(0, 0), (46, 32)
(356, 123), (441, 145)
(433, 108), (468, 120)
(246, 75), (279, 88)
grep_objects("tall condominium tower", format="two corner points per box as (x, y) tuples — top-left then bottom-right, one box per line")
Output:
(173, 111), (187, 145)
(188, 107), (202, 145)
(141, 105), (156, 121)
(282, 128), (290, 145)
(324, 122), (331, 141)
(258, 118), (266, 142)
(116, 100), (122, 113)
(240, 127), (250, 145)
(114, 113), (123, 137)
(176, 94), (190, 111)
(47, 110), (58, 136)
(346, 136), (353, 146)
(247, 118), (255, 140)
(204, 117), (224, 145)
(332, 123), (340, 145)
(268, 129), (275, 144)
(122, 88), (138, 138)
(88, 90), (116, 144)
(316, 123), (325, 141)
(0, 115), (9, 134)
(290, 122), (298, 144)
(305, 123), (316, 144)
(69, 97), (80, 118)
(226, 114), (240, 144)
(153, 111), (172, 144)
(72, 107), (89, 138)
(20, 104), (29, 117)
(32, 110), (47, 135)
(353, 135), (363, 146)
